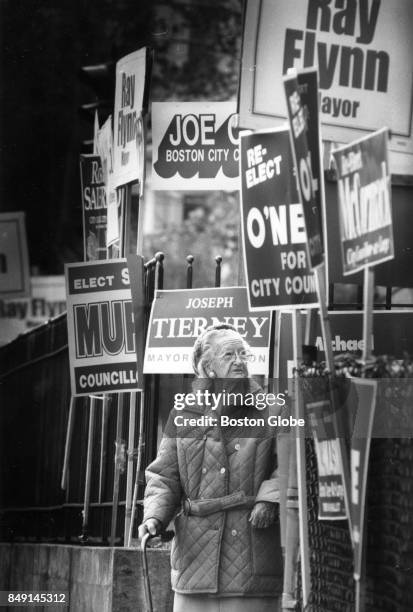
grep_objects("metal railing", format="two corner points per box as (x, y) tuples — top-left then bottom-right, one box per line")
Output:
(0, 253), (224, 544)
(0, 252), (412, 544)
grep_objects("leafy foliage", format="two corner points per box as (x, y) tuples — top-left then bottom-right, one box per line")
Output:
(144, 190), (241, 288)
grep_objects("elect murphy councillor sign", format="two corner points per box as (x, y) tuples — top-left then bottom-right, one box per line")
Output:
(65, 260), (141, 396)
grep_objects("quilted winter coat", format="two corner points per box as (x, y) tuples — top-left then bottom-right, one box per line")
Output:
(143, 379), (283, 596)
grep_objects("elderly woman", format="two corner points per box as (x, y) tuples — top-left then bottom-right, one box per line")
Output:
(138, 323), (281, 611)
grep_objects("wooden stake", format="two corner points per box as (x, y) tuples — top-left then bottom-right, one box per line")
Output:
(81, 397), (96, 540)
(125, 254), (146, 546)
(98, 395), (110, 503)
(124, 391), (137, 544)
(355, 266), (375, 610)
(314, 266), (334, 370)
(304, 308), (314, 346)
(110, 393), (125, 546)
(292, 310), (311, 606)
(128, 389), (146, 547)
(315, 264), (353, 536)
(61, 396), (75, 490)
(362, 267), (375, 362)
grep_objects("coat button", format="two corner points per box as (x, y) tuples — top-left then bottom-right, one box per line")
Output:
(202, 467), (207, 474)
(231, 529), (237, 536)
(234, 443), (240, 451)
(220, 467), (226, 474)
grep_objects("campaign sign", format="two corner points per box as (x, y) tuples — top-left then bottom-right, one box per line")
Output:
(0, 276), (66, 346)
(350, 378), (377, 579)
(80, 155), (107, 261)
(152, 102), (239, 191)
(113, 48), (148, 188)
(297, 69), (324, 229)
(332, 128), (394, 275)
(284, 72), (324, 269)
(238, 0), (413, 173)
(310, 310), (413, 358)
(0, 212), (30, 300)
(239, 127), (318, 311)
(96, 116), (118, 246)
(144, 287), (271, 375)
(306, 399), (347, 520)
(65, 260), (141, 396)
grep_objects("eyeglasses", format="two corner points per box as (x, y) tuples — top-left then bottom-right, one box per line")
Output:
(220, 349), (253, 363)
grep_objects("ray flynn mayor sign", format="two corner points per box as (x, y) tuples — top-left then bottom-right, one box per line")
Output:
(144, 287), (271, 375)
(240, 128), (318, 310)
(113, 48), (147, 188)
(65, 259), (140, 396)
(151, 101), (240, 191)
(240, 0), (413, 153)
(332, 128), (393, 275)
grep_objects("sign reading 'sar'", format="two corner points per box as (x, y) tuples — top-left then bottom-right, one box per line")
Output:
(65, 260), (141, 396)
(80, 155), (107, 261)
(152, 102), (240, 191)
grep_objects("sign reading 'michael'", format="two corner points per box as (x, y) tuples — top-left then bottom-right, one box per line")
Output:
(239, 0), (413, 160)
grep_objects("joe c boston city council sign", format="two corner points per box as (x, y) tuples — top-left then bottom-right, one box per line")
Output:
(151, 102), (240, 190)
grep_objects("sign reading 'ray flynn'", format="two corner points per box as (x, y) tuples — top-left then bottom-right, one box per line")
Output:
(239, 127), (318, 310)
(238, 0), (413, 171)
(144, 287), (271, 375)
(0, 276), (66, 346)
(151, 102), (240, 191)
(113, 48), (148, 188)
(65, 260), (140, 396)
(332, 128), (393, 275)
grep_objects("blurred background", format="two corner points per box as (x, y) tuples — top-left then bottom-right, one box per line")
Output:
(0, 0), (243, 286)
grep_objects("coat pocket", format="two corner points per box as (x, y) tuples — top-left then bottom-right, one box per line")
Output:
(171, 513), (187, 571)
(251, 520), (283, 576)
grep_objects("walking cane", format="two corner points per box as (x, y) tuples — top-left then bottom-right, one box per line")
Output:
(141, 532), (153, 612)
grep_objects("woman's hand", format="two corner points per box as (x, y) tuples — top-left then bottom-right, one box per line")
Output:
(249, 501), (278, 528)
(138, 518), (162, 539)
